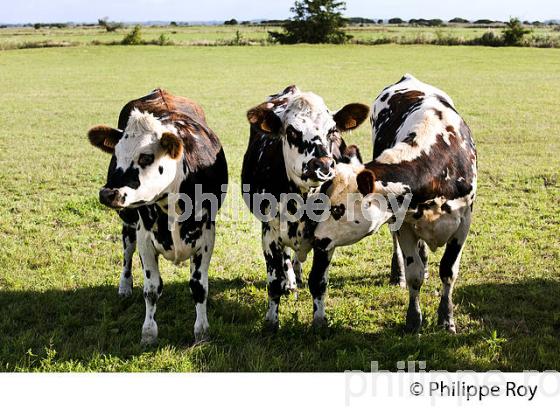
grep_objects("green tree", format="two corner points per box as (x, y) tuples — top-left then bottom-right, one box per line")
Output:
(270, 0), (351, 44)
(502, 17), (531, 46)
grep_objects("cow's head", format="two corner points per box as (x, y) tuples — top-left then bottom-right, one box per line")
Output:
(314, 164), (394, 249)
(88, 109), (183, 209)
(247, 90), (369, 191)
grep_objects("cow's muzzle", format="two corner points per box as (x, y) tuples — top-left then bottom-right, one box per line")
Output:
(99, 188), (124, 209)
(304, 157), (335, 182)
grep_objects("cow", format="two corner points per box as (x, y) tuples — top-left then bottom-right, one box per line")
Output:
(242, 85), (370, 330)
(88, 89), (228, 344)
(314, 74), (477, 333)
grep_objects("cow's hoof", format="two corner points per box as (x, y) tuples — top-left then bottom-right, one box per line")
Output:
(389, 275), (407, 288)
(405, 310), (422, 334)
(283, 282), (298, 295)
(390, 280), (407, 289)
(141, 335), (158, 347)
(141, 323), (158, 346)
(312, 316), (328, 329)
(194, 329), (210, 345)
(439, 320), (456, 334)
(118, 287), (133, 298)
(263, 320), (279, 335)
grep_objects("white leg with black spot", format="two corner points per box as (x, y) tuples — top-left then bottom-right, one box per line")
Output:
(190, 225), (214, 343)
(398, 223), (425, 333)
(138, 233), (161, 346)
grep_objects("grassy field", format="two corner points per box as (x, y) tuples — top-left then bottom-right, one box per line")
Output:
(1, 24), (559, 48)
(0, 44), (559, 371)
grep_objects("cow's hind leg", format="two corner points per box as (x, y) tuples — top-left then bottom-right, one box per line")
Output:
(118, 223), (136, 297)
(390, 231), (406, 287)
(438, 210), (471, 333)
(262, 224), (287, 331)
(309, 241), (334, 329)
(398, 224), (426, 333)
(138, 236), (162, 346)
(189, 224), (215, 343)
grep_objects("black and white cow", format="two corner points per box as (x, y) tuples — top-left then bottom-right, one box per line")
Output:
(242, 85), (370, 329)
(88, 89), (228, 344)
(314, 74), (477, 333)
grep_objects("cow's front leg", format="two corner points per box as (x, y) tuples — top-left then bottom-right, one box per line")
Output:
(438, 210), (471, 333)
(282, 251), (298, 293)
(118, 223), (137, 297)
(398, 224), (425, 333)
(262, 224), (286, 330)
(138, 234), (162, 346)
(309, 242), (334, 329)
(419, 240), (429, 280)
(190, 225), (215, 343)
(292, 254), (303, 287)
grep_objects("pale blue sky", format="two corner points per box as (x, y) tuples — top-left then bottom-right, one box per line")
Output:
(2, 0), (559, 24)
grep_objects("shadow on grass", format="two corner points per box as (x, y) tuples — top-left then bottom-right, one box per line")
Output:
(1, 278), (559, 371)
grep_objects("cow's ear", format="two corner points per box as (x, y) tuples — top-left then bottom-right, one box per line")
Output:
(88, 125), (123, 154)
(334, 103), (370, 132)
(356, 169), (376, 196)
(247, 103), (282, 134)
(160, 132), (183, 159)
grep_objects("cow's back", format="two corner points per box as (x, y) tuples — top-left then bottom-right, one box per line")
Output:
(371, 74), (456, 158)
(368, 75), (477, 208)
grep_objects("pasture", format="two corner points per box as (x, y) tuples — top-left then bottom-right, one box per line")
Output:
(1, 24), (559, 48)
(0, 43), (559, 371)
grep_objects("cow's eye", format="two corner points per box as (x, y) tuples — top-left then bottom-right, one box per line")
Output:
(137, 153), (155, 168)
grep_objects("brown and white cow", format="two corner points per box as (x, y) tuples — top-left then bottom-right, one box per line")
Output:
(88, 89), (228, 344)
(242, 85), (370, 330)
(314, 74), (477, 333)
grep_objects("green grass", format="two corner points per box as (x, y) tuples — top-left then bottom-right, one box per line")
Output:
(0, 44), (559, 371)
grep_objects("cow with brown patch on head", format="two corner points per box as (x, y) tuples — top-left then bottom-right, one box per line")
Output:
(88, 88), (228, 345)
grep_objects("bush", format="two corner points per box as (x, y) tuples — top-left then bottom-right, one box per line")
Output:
(388, 18), (403, 24)
(156, 33), (172, 46)
(472, 31), (504, 46)
(224, 19), (239, 25)
(121, 25), (143, 45)
(502, 17), (530, 46)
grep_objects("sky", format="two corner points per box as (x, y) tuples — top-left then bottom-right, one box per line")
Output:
(2, 0), (559, 24)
